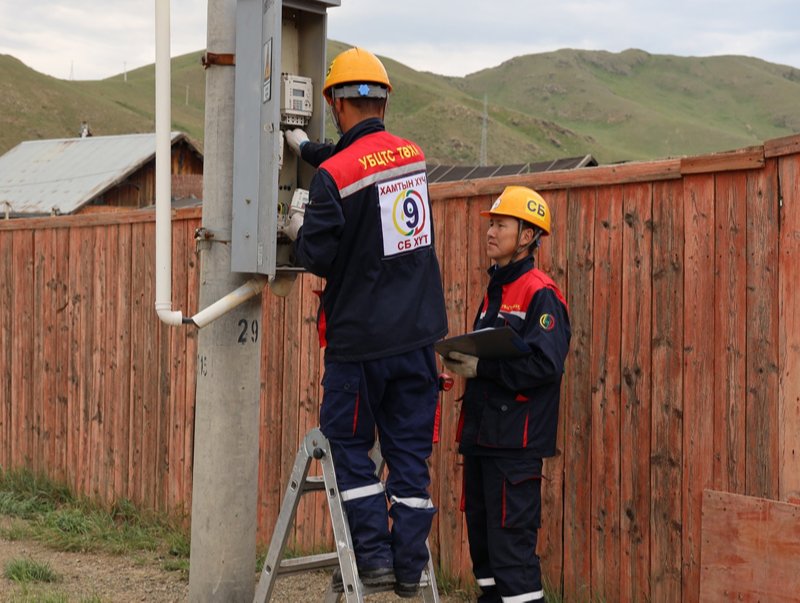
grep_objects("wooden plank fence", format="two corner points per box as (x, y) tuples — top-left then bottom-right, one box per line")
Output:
(2, 133), (800, 601)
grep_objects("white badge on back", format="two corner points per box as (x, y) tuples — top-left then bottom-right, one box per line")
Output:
(378, 171), (432, 257)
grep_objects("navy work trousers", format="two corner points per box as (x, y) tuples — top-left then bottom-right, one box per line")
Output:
(463, 455), (544, 603)
(320, 346), (439, 584)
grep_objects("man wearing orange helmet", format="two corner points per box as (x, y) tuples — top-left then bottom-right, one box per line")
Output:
(282, 47), (448, 598)
(441, 186), (571, 603)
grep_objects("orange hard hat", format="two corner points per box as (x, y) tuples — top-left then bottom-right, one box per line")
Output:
(323, 47), (392, 101)
(480, 186), (551, 235)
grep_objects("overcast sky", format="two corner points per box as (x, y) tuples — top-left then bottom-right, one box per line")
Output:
(1, 0), (799, 81)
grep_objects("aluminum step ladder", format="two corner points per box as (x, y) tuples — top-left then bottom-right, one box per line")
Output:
(253, 427), (440, 603)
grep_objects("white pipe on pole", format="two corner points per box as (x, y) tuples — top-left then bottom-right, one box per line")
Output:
(154, 0), (184, 326)
(190, 275), (268, 328)
(154, 0), (267, 328)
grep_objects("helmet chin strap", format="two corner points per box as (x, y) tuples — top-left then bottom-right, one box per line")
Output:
(329, 102), (343, 136)
(512, 222), (542, 261)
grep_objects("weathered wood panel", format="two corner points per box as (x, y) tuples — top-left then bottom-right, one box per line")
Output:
(713, 172), (747, 495)
(33, 228), (53, 475)
(297, 272), (324, 552)
(183, 224), (199, 518)
(91, 224), (106, 500)
(778, 153), (800, 504)
(113, 224), (133, 500)
(682, 173), (717, 600)
(650, 179), (684, 602)
(536, 188), (568, 593)
(0, 229), (12, 470)
(141, 221), (159, 510)
(258, 292), (286, 545)
(53, 228), (70, 483)
(279, 270), (303, 547)
(92, 223), (110, 501)
(563, 186), (595, 600)
(167, 220), (189, 510)
(127, 222), (147, 503)
(619, 182), (652, 603)
(12, 230), (34, 468)
(590, 185), (623, 601)
(699, 490), (800, 602)
(433, 195), (470, 577)
(460, 194), (493, 571)
(745, 162), (780, 500)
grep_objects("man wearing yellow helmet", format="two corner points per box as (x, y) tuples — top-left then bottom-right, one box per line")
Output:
(282, 47), (448, 599)
(441, 186), (571, 603)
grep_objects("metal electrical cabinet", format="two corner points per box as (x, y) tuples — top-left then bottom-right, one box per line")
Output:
(230, 0), (340, 276)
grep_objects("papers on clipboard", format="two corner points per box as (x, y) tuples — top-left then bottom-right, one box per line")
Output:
(434, 327), (530, 360)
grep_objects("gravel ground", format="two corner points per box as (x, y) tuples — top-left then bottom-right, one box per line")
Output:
(0, 520), (471, 602)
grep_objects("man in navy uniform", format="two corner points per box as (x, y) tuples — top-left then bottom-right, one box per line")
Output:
(442, 186), (571, 603)
(282, 47), (448, 598)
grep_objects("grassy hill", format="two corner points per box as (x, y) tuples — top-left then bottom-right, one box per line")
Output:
(0, 51), (205, 153)
(2, 42), (800, 164)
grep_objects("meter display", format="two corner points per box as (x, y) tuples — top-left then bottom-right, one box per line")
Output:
(280, 74), (313, 126)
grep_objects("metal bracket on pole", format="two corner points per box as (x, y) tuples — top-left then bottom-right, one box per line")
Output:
(202, 52), (236, 68)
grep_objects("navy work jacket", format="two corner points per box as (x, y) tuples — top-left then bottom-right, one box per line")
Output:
(294, 118), (448, 362)
(457, 257), (571, 458)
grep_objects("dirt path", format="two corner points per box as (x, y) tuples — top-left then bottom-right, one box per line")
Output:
(0, 526), (470, 602)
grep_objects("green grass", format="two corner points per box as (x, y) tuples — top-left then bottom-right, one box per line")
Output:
(0, 469), (74, 519)
(433, 566), (474, 599)
(0, 467), (190, 577)
(4, 557), (60, 583)
(4, 589), (103, 603)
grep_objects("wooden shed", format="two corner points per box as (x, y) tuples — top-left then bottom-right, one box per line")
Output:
(0, 132), (203, 217)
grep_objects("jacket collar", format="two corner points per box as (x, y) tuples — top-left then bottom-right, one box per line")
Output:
(335, 117), (385, 152)
(487, 256), (534, 286)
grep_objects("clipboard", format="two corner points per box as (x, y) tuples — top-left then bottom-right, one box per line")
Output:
(434, 327), (530, 360)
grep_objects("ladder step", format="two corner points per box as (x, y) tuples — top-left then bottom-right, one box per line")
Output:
(277, 552), (338, 575)
(302, 475), (326, 492)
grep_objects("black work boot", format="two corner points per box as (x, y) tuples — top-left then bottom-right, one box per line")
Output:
(331, 566), (395, 592)
(360, 566), (396, 586)
(394, 580), (420, 598)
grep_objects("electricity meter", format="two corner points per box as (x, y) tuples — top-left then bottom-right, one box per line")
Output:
(281, 74), (313, 127)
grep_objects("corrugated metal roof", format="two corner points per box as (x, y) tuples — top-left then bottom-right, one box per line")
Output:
(0, 132), (191, 216)
(427, 154), (597, 183)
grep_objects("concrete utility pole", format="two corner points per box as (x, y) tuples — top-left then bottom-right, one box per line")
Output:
(189, 0), (263, 600)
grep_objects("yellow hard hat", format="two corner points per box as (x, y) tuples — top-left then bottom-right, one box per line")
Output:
(480, 186), (551, 235)
(323, 47), (392, 101)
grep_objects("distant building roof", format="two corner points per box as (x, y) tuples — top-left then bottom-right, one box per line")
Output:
(427, 154), (597, 183)
(0, 132), (200, 217)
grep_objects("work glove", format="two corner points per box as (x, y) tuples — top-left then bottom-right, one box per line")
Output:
(279, 209), (304, 241)
(285, 128), (309, 156)
(442, 351), (479, 379)
(268, 272), (298, 297)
